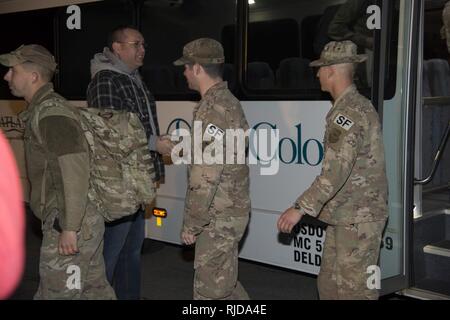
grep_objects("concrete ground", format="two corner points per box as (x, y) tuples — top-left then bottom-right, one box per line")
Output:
(9, 209), (319, 300)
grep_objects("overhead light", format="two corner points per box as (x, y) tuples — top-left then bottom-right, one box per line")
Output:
(248, 0), (255, 4)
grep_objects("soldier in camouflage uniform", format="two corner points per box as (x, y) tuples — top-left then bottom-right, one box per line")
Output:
(441, 1), (450, 53)
(0, 45), (115, 299)
(173, 38), (251, 300)
(327, 0), (376, 87)
(278, 41), (388, 300)
(328, 0), (375, 51)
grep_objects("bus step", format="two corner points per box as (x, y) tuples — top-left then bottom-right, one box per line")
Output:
(422, 240), (450, 284)
(413, 279), (450, 297)
(423, 240), (450, 258)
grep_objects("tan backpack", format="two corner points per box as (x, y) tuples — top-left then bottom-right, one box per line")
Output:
(33, 97), (156, 222)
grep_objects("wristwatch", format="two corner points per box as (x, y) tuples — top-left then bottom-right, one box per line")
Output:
(293, 202), (301, 211)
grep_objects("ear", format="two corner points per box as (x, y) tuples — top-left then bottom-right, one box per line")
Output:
(30, 71), (39, 84)
(112, 42), (121, 55)
(193, 63), (202, 76)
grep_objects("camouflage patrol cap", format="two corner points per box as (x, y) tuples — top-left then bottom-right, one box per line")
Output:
(0, 44), (57, 72)
(173, 38), (225, 66)
(310, 41), (367, 67)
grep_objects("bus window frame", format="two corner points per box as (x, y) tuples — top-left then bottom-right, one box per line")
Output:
(0, 8), (57, 100)
(55, 0), (136, 100)
(237, 0), (398, 104)
(0, 0), (398, 103)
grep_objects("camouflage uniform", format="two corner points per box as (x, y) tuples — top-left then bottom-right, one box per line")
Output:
(174, 39), (251, 300)
(22, 84), (116, 300)
(441, 1), (450, 53)
(327, 0), (376, 87)
(328, 0), (375, 50)
(299, 41), (388, 299)
(1, 45), (115, 299)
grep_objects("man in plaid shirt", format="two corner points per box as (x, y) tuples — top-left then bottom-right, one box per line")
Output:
(87, 25), (173, 300)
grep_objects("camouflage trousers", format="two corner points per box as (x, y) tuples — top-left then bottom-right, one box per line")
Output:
(34, 204), (116, 300)
(193, 215), (249, 300)
(317, 220), (386, 300)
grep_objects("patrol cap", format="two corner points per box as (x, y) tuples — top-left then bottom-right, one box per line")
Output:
(310, 41), (367, 67)
(173, 38), (225, 66)
(0, 44), (57, 72)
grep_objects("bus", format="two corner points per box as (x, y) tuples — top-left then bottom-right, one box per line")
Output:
(0, 0), (449, 299)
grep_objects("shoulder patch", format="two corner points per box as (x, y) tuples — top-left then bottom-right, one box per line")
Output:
(205, 123), (225, 141)
(333, 113), (354, 131)
(328, 128), (342, 144)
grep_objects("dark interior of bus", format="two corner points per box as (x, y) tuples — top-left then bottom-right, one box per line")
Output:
(413, 0), (450, 297)
(0, 0), (396, 102)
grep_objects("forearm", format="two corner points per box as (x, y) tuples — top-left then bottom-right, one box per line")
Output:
(296, 164), (351, 217)
(58, 152), (90, 231)
(296, 148), (356, 217)
(183, 165), (223, 234)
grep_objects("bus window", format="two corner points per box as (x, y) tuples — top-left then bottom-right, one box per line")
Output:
(243, 0), (397, 101)
(0, 8), (55, 99)
(56, 0), (134, 99)
(421, 1), (450, 194)
(140, 0), (237, 100)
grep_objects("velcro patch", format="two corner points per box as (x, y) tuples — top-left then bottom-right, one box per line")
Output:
(333, 114), (354, 131)
(328, 128), (342, 144)
(205, 123), (225, 141)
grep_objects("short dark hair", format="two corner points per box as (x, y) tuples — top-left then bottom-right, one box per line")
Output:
(107, 25), (139, 50)
(189, 63), (223, 79)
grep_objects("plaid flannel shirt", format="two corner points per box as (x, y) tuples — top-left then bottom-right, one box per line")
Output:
(86, 69), (165, 182)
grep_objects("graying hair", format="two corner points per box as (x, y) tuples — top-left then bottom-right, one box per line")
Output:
(21, 61), (54, 82)
(332, 63), (355, 79)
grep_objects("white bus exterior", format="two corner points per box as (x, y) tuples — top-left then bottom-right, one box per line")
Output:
(1, 0), (449, 299)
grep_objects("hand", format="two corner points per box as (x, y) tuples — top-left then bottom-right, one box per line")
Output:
(277, 207), (303, 234)
(58, 231), (79, 256)
(156, 136), (174, 155)
(181, 231), (197, 245)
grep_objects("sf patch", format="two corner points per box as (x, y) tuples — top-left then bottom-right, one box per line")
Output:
(205, 123), (225, 141)
(334, 114), (354, 131)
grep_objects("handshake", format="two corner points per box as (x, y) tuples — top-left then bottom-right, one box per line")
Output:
(156, 135), (175, 156)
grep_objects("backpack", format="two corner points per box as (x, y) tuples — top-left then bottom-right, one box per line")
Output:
(33, 97), (156, 222)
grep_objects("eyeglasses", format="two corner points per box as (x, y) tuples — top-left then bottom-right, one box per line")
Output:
(117, 41), (148, 49)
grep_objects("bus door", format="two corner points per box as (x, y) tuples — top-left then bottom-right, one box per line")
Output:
(406, 0), (450, 299)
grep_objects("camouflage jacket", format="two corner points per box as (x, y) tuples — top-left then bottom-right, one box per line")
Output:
(295, 85), (388, 225)
(328, 0), (375, 50)
(19, 83), (90, 231)
(183, 81), (251, 235)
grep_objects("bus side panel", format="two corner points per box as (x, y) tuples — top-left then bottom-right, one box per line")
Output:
(147, 100), (331, 275)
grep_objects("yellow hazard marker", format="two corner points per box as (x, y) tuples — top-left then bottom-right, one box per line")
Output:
(152, 208), (167, 227)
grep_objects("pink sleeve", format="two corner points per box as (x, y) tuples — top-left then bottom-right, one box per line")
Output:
(0, 130), (25, 300)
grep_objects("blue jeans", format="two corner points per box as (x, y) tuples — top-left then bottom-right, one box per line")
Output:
(103, 208), (145, 300)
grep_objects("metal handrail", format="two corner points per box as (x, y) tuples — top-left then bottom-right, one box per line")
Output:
(423, 96), (450, 106)
(414, 121), (450, 185)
